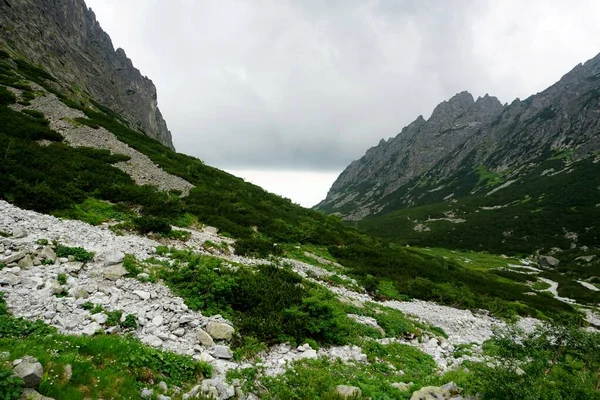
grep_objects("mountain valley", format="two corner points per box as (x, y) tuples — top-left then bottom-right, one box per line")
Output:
(0, 1), (599, 399)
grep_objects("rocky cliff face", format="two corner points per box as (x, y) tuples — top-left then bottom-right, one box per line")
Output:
(316, 52), (600, 219)
(0, 0), (174, 149)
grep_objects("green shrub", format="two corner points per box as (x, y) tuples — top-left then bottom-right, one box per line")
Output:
(133, 216), (172, 234)
(458, 324), (600, 399)
(0, 86), (16, 106)
(105, 310), (123, 327)
(233, 236), (283, 258)
(55, 245), (94, 262)
(56, 273), (67, 285)
(0, 364), (23, 400)
(163, 229), (191, 241)
(121, 314), (137, 330)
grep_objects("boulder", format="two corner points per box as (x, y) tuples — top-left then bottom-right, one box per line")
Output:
(538, 255), (560, 269)
(18, 255), (34, 269)
(410, 382), (461, 400)
(142, 335), (163, 347)
(12, 227), (27, 238)
(140, 389), (154, 399)
(68, 286), (89, 299)
(39, 247), (56, 262)
(19, 388), (55, 400)
(63, 364), (72, 382)
(335, 385), (362, 399)
(65, 262), (84, 273)
(206, 321), (234, 341)
(211, 345), (233, 359)
(13, 358), (44, 387)
(392, 382), (413, 391)
(576, 255), (596, 263)
(159, 381), (168, 393)
(101, 264), (128, 280)
(104, 250), (125, 266)
(0, 273), (20, 286)
(45, 279), (63, 295)
(2, 251), (26, 264)
(197, 328), (214, 346)
(134, 290), (151, 301)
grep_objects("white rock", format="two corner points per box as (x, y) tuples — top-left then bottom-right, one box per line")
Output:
(104, 250), (125, 266)
(142, 335), (163, 347)
(134, 290), (151, 301)
(12, 227), (28, 238)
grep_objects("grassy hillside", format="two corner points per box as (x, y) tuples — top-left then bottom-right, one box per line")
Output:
(0, 53), (583, 323)
(358, 155), (600, 255)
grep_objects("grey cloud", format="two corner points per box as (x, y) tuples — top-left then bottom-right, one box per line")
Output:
(86, 0), (600, 172)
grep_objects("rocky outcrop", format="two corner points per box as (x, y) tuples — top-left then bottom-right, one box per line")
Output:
(317, 52), (600, 219)
(0, 0), (174, 149)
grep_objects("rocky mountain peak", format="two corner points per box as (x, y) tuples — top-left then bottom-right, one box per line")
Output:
(0, 0), (174, 149)
(429, 91), (474, 122)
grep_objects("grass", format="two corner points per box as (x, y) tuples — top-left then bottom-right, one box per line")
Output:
(231, 343), (441, 400)
(54, 198), (135, 226)
(410, 247), (522, 272)
(0, 294), (210, 399)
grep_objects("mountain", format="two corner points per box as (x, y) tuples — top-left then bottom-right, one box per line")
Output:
(316, 53), (600, 254)
(0, 0), (174, 148)
(0, 2), (599, 399)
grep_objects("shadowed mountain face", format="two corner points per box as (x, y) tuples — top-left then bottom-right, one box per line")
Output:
(316, 53), (600, 222)
(0, 0), (174, 149)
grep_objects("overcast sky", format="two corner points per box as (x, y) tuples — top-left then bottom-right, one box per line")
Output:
(86, 0), (600, 206)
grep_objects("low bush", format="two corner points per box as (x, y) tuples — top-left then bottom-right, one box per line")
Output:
(233, 236), (283, 258)
(133, 216), (172, 234)
(55, 245), (94, 263)
(0, 364), (23, 400)
(159, 251), (364, 347)
(0, 86), (16, 105)
(458, 324), (600, 399)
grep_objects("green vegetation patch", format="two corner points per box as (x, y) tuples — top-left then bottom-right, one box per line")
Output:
(0, 294), (210, 399)
(54, 245), (94, 263)
(158, 249), (370, 348)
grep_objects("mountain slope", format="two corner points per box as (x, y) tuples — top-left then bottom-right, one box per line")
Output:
(316, 53), (600, 254)
(0, 0), (174, 148)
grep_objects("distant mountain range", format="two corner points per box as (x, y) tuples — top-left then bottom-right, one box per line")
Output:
(316, 54), (600, 254)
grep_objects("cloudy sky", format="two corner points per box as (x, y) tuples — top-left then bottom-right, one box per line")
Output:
(86, 0), (600, 206)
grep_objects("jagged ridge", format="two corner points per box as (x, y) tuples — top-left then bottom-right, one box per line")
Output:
(316, 52), (600, 221)
(0, 0), (174, 149)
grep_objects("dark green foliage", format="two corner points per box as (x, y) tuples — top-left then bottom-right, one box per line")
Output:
(0, 106), (61, 141)
(459, 324), (600, 399)
(121, 314), (137, 330)
(492, 269), (534, 283)
(0, 364), (23, 400)
(55, 245), (94, 262)
(233, 236), (283, 258)
(57, 273), (67, 285)
(134, 216), (172, 234)
(20, 109), (45, 121)
(329, 243), (574, 320)
(159, 252), (363, 346)
(359, 157), (600, 255)
(105, 310), (123, 327)
(0, 86), (16, 105)
(14, 59), (56, 83)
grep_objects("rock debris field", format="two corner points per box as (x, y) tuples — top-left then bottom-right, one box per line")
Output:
(0, 199), (545, 397)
